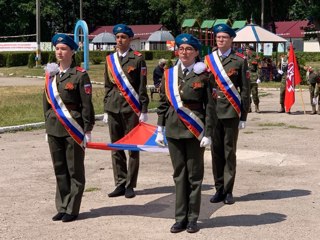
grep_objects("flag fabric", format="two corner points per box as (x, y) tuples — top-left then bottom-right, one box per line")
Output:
(284, 43), (302, 112)
(86, 122), (168, 152)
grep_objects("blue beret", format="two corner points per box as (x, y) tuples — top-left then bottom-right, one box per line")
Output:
(213, 24), (236, 38)
(175, 33), (201, 51)
(52, 33), (79, 51)
(113, 24), (134, 38)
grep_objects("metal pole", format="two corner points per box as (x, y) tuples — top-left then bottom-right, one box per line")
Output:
(79, 0), (83, 50)
(261, 0), (264, 27)
(80, 0), (83, 20)
(36, 0), (41, 67)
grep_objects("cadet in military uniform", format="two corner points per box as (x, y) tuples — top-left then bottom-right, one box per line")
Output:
(43, 34), (95, 222)
(204, 24), (250, 205)
(103, 24), (149, 198)
(156, 33), (216, 233)
(245, 46), (261, 113)
(305, 66), (320, 114)
(278, 53), (289, 113)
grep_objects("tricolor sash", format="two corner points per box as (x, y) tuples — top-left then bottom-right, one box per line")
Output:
(205, 51), (241, 116)
(106, 52), (141, 116)
(164, 65), (204, 140)
(45, 73), (85, 148)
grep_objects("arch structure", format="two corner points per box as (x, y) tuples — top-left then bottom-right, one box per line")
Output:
(74, 20), (89, 70)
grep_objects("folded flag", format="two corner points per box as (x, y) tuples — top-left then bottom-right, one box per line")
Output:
(86, 122), (168, 152)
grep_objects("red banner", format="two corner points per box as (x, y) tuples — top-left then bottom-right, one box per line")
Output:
(284, 43), (301, 112)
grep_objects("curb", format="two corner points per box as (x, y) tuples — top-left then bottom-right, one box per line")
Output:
(0, 110), (158, 134)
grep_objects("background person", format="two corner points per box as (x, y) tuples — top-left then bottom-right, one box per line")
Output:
(304, 66), (320, 114)
(43, 33), (95, 222)
(156, 33), (216, 234)
(103, 24), (149, 199)
(205, 24), (250, 205)
(245, 46), (261, 113)
(153, 58), (166, 88)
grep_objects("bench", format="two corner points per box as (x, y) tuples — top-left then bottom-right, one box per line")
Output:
(147, 85), (160, 100)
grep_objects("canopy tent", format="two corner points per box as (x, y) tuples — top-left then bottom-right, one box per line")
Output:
(147, 30), (174, 42)
(233, 24), (287, 43)
(92, 32), (116, 43)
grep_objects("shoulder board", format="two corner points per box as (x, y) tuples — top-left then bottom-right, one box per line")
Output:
(236, 52), (246, 59)
(134, 51), (142, 57)
(76, 66), (86, 73)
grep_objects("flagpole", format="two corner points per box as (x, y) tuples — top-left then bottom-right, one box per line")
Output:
(298, 85), (306, 114)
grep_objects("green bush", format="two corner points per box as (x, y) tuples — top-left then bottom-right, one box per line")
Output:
(47, 51), (56, 63)
(6, 53), (13, 67)
(0, 53), (6, 67)
(91, 56), (103, 64)
(74, 52), (82, 67)
(28, 53), (36, 68)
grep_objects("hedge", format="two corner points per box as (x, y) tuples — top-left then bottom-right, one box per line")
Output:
(0, 50), (318, 70)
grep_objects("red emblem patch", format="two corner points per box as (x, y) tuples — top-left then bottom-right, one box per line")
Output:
(84, 84), (92, 95)
(127, 66), (135, 73)
(65, 82), (74, 90)
(192, 82), (202, 89)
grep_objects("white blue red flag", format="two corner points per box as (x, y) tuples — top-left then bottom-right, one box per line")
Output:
(86, 122), (168, 152)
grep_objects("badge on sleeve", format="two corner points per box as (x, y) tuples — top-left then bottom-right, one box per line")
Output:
(84, 84), (92, 95)
(141, 67), (147, 76)
(246, 70), (250, 79)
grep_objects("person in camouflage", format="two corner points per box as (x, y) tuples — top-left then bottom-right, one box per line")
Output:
(245, 46), (260, 113)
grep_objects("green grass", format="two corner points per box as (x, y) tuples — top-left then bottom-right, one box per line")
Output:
(84, 187), (101, 192)
(258, 122), (311, 130)
(0, 59), (160, 86)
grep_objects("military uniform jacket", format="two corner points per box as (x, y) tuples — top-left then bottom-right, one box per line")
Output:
(104, 49), (149, 114)
(247, 56), (260, 84)
(213, 50), (250, 121)
(157, 67), (217, 139)
(308, 72), (319, 84)
(43, 64), (95, 137)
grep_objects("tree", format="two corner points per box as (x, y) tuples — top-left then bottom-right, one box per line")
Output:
(288, 0), (320, 46)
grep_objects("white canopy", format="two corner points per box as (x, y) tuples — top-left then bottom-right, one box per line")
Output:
(233, 24), (287, 43)
(147, 30), (174, 42)
(92, 32), (116, 43)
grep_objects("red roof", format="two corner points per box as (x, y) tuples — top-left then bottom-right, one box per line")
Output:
(275, 20), (309, 38)
(89, 24), (166, 40)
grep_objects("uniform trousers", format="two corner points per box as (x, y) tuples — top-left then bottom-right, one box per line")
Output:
(167, 137), (204, 223)
(48, 135), (85, 215)
(211, 118), (239, 194)
(107, 111), (139, 188)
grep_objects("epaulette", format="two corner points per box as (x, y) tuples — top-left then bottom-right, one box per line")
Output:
(212, 46), (218, 52)
(134, 51), (142, 57)
(236, 52), (246, 59)
(76, 66), (86, 72)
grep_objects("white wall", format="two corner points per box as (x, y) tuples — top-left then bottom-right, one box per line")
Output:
(304, 41), (320, 52)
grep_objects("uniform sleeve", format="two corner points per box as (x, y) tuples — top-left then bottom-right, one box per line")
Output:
(104, 60), (113, 113)
(138, 58), (149, 113)
(156, 77), (169, 126)
(240, 58), (250, 121)
(79, 73), (95, 132)
(43, 89), (51, 120)
(204, 73), (217, 137)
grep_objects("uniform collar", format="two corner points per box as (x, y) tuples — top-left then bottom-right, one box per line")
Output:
(218, 48), (231, 58)
(180, 62), (195, 74)
(118, 49), (130, 58)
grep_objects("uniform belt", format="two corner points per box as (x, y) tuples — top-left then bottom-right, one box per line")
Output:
(65, 104), (79, 111)
(183, 102), (203, 110)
